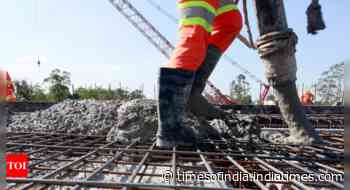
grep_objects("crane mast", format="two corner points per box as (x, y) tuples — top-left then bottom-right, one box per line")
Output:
(109, 0), (173, 58)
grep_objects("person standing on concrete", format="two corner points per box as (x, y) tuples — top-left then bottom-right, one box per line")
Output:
(156, 0), (243, 148)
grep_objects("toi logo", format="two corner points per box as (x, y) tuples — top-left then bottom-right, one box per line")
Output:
(6, 153), (28, 178)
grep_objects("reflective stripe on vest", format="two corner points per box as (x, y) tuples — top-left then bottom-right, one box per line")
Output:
(180, 7), (216, 25)
(179, 17), (213, 32)
(178, 1), (217, 32)
(177, 1), (217, 15)
(217, 0), (239, 15)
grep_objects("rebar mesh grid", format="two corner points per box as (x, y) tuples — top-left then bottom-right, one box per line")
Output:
(256, 114), (344, 129)
(6, 130), (343, 190)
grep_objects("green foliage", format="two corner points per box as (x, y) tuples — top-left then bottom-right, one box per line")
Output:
(113, 87), (130, 100)
(75, 87), (115, 100)
(230, 74), (252, 104)
(44, 69), (72, 101)
(13, 68), (146, 102)
(128, 89), (145, 100)
(13, 80), (49, 102)
(315, 62), (345, 105)
(13, 80), (33, 101)
(75, 86), (145, 101)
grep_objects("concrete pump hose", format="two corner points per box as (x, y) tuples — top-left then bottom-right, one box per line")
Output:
(256, 29), (298, 85)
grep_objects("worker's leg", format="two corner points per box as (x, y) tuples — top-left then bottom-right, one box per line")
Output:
(157, 0), (219, 148)
(188, 0), (242, 119)
(209, 0), (242, 53)
(191, 0), (242, 91)
(167, 0), (219, 71)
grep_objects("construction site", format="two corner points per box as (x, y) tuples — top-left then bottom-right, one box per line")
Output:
(2, 0), (345, 190)
(4, 100), (344, 189)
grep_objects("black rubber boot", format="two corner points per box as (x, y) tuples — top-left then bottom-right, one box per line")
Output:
(156, 68), (197, 149)
(188, 45), (226, 119)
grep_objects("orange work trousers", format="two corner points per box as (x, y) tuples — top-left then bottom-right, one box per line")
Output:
(167, 0), (243, 71)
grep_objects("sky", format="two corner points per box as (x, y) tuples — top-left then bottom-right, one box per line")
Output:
(1, 0), (349, 99)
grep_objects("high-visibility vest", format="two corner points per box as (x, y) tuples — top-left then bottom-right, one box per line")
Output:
(0, 70), (16, 102)
(301, 91), (314, 105)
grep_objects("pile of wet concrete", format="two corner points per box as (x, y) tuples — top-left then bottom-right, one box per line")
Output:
(8, 100), (121, 135)
(7, 99), (262, 143)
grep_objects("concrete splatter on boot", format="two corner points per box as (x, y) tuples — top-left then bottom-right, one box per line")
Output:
(188, 45), (226, 119)
(156, 68), (197, 149)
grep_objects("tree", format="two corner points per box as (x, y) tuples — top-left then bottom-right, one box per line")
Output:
(13, 80), (34, 101)
(114, 87), (130, 100)
(13, 80), (48, 102)
(75, 86), (145, 101)
(13, 69), (147, 102)
(44, 69), (71, 102)
(128, 89), (145, 100)
(31, 84), (49, 101)
(315, 62), (345, 105)
(230, 74), (252, 104)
